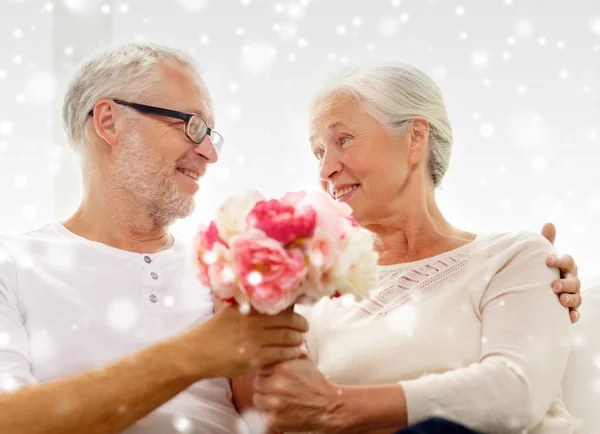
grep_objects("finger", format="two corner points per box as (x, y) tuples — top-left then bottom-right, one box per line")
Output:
(260, 329), (304, 348)
(263, 311), (309, 332)
(541, 222), (556, 245)
(559, 293), (580, 309)
(570, 309), (580, 324)
(547, 254), (578, 277)
(258, 347), (303, 367)
(552, 276), (581, 295)
(560, 293), (582, 309)
(253, 392), (282, 411)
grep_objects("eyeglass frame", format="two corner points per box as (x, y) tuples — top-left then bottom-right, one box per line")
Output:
(87, 99), (223, 154)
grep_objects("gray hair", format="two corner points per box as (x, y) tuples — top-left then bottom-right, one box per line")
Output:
(62, 42), (209, 151)
(311, 63), (453, 188)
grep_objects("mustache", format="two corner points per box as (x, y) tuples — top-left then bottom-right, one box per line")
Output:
(176, 158), (207, 176)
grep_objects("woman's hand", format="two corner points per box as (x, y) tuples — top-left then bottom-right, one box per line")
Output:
(253, 354), (344, 433)
(541, 222), (582, 323)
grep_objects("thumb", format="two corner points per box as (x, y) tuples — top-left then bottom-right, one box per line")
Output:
(541, 222), (556, 245)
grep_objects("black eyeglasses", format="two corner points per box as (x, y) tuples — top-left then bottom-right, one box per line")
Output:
(87, 100), (224, 154)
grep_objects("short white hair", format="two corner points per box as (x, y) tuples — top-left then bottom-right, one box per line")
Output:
(311, 63), (453, 188)
(62, 42), (209, 151)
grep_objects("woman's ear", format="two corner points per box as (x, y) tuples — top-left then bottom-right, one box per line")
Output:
(408, 118), (430, 168)
(91, 99), (119, 147)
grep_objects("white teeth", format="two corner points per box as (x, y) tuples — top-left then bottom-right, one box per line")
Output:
(179, 168), (199, 180)
(334, 185), (358, 199)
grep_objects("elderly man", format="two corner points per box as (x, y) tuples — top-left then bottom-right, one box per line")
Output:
(0, 43), (308, 433)
(0, 43), (581, 434)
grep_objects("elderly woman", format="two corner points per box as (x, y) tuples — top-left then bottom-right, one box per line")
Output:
(233, 64), (582, 433)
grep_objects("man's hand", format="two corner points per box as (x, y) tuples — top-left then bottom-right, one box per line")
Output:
(185, 305), (309, 380)
(541, 222), (582, 323)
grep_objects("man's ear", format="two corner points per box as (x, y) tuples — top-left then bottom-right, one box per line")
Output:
(408, 118), (430, 168)
(91, 98), (119, 147)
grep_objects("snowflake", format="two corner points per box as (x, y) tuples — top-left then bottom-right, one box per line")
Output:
(352, 17), (362, 27)
(240, 409), (268, 434)
(286, 3), (304, 20)
(247, 271), (263, 286)
(215, 166), (231, 183)
(531, 157), (546, 171)
(384, 304), (417, 333)
(0, 376), (20, 393)
(106, 299), (140, 332)
(379, 18), (399, 36)
(21, 206), (37, 220)
(163, 296), (175, 307)
(455, 6), (465, 16)
(590, 17), (600, 36)
(118, 3), (129, 12)
(241, 41), (277, 75)
(0, 120), (14, 137)
(13, 28), (23, 39)
(559, 69), (569, 80)
(470, 49), (490, 67)
(13, 174), (28, 189)
(62, 0), (88, 12)
(537, 36), (547, 45)
(0, 332), (10, 347)
(336, 25), (346, 35)
(29, 328), (57, 364)
(173, 416), (193, 433)
(274, 22), (297, 41)
(25, 71), (56, 105)
(515, 19), (534, 38)
(479, 122), (494, 138)
(432, 65), (447, 80)
(100, 4), (110, 13)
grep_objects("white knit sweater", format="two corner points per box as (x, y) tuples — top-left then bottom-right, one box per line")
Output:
(299, 232), (581, 433)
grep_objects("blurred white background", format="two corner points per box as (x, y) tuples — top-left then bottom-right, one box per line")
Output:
(0, 0), (598, 279)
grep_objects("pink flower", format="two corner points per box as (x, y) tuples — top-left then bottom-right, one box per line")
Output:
(230, 229), (306, 315)
(246, 199), (317, 246)
(280, 191), (307, 207)
(198, 221), (228, 250)
(196, 221), (229, 287)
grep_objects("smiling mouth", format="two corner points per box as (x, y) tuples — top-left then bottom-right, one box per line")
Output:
(177, 168), (199, 181)
(333, 184), (359, 200)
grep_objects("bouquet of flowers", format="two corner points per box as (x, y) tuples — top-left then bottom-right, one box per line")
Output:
(194, 190), (378, 315)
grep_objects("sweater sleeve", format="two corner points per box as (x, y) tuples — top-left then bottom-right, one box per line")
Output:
(399, 233), (572, 433)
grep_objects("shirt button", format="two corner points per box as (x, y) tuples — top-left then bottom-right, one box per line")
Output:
(144, 256), (152, 264)
(149, 294), (158, 303)
(151, 272), (158, 280)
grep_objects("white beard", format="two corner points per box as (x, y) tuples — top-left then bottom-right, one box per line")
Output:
(106, 130), (196, 231)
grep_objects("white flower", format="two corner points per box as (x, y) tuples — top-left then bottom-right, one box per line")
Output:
(214, 190), (265, 241)
(330, 229), (378, 300)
